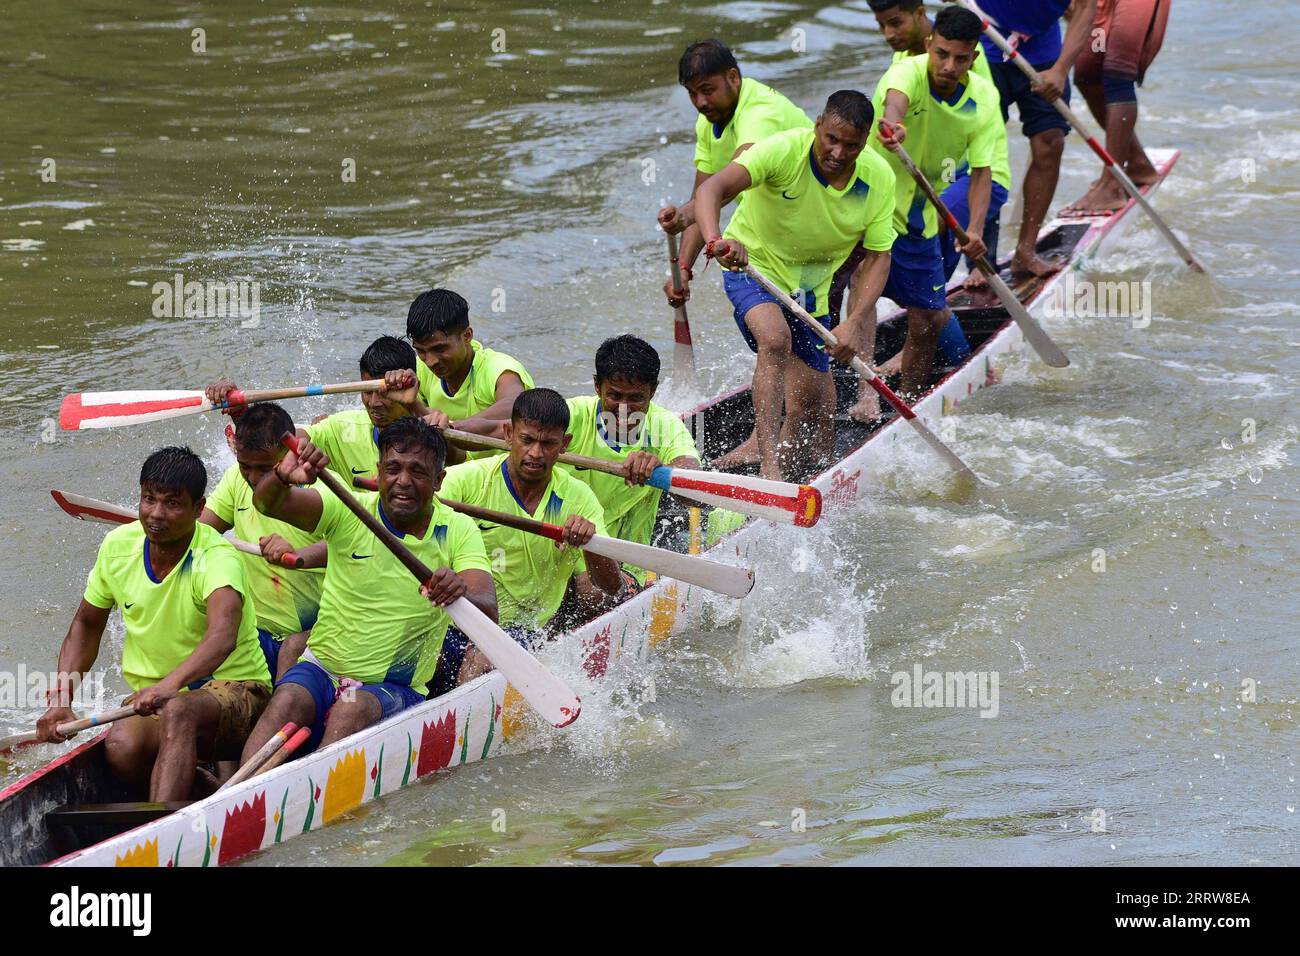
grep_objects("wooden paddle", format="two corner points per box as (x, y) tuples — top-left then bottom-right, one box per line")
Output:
(437, 426), (822, 528)
(738, 262), (983, 484)
(280, 433), (581, 728)
(220, 722), (296, 791)
(59, 380), (383, 431)
(439, 496), (754, 599)
(0, 705), (137, 755)
(880, 125), (1071, 369)
(252, 725), (312, 779)
(50, 490), (304, 568)
(665, 231), (698, 387)
(956, 0), (1205, 274)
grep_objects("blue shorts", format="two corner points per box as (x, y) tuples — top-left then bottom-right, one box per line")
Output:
(278, 658), (425, 749)
(427, 625), (538, 700)
(722, 270), (833, 374)
(883, 233), (949, 311)
(256, 628), (281, 680)
(939, 176), (1010, 280)
(990, 61), (1072, 139)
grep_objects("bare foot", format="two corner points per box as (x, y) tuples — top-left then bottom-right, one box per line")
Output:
(1060, 179), (1128, 217)
(712, 432), (760, 470)
(962, 269), (989, 291)
(877, 353), (903, 377)
(847, 396), (883, 424)
(1125, 151), (1159, 187)
(1011, 250), (1060, 282)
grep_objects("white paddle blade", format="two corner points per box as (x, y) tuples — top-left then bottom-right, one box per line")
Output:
(584, 534), (754, 598)
(445, 597), (581, 728)
(656, 467), (823, 528)
(982, 271), (1070, 368)
(60, 390), (214, 430)
(903, 418), (982, 484)
(51, 490), (136, 523)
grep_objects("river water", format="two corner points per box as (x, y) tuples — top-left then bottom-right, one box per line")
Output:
(1, 1), (1295, 866)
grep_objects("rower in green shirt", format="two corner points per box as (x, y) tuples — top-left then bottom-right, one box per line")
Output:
(240, 417), (496, 759)
(561, 335), (700, 589)
(200, 402), (329, 681)
(664, 40), (812, 331)
(865, 6), (1005, 407)
(36, 447), (271, 802)
(661, 91), (897, 480)
(408, 288), (533, 457)
(432, 389), (622, 689)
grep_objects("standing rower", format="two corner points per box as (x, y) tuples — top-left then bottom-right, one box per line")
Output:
(200, 402), (328, 681)
(561, 335), (700, 593)
(408, 288), (534, 452)
(431, 389), (622, 692)
(36, 447), (272, 801)
(868, 0), (1012, 294)
(240, 417), (496, 758)
(1063, 0), (1169, 215)
(661, 91), (896, 478)
(866, 6), (1005, 405)
(973, 0), (1097, 278)
(665, 39), (812, 310)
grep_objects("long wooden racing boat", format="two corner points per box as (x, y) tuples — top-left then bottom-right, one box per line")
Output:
(0, 149), (1180, 867)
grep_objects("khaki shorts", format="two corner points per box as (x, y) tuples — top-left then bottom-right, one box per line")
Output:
(137, 680), (271, 757)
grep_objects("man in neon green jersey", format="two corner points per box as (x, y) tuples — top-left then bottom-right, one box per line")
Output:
(431, 389), (622, 691)
(201, 402), (328, 681)
(661, 91), (897, 479)
(408, 288), (534, 454)
(36, 447), (271, 801)
(239, 417), (496, 758)
(664, 39), (812, 317)
(866, 5), (1005, 406)
(562, 335), (700, 589)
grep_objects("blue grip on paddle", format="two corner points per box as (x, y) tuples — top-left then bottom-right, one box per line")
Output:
(647, 466), (674, 492)
(306, 384), (323, 396)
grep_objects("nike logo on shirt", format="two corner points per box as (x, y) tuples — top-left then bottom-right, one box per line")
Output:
(351, 552), (373, 560)
(351, 468), (368, 475)
(782, 190), (799, 200)
(124, 603), (135, 609)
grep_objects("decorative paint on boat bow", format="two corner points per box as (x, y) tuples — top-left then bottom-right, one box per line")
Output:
(115, 838), (158, 868)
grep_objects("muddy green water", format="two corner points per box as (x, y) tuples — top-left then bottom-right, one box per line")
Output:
(1, 1), (1295, 865)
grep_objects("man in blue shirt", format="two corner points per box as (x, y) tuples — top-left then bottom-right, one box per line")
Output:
(975, 0), (1096, 279)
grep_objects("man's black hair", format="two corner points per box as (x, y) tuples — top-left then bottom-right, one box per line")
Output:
(377, 416), (447, 470)
(360, 335), (418, 378)
(933, 5), (984, 43)
(594, 334), (660, 387)
(407, 288), (470, 340)
(511, 387), (570, 431)
(140, 446), (206, 502)
(233, 402), (295, 454)
(678, 39), (740, 86)
(823, 90), (874, 133)
(868, 0), (923, 12)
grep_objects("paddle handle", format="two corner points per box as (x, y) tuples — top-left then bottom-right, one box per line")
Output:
(0, 704), (138, 754)
(252, 725), (311, 778)
(665, 232), (697, 380)
(230, 380), (382, 408)
(220, 722), (295, 791)
(957, 0), (1204, 273)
